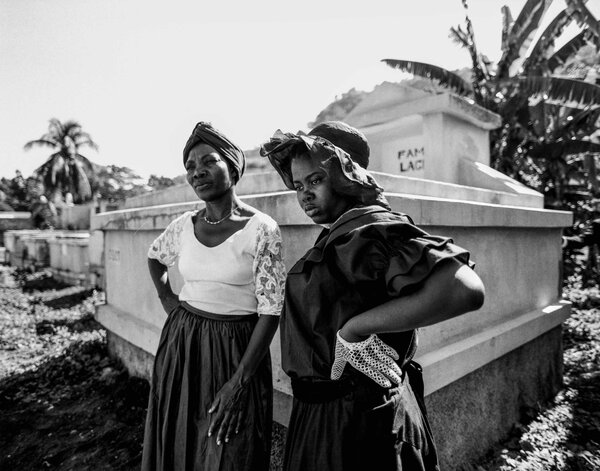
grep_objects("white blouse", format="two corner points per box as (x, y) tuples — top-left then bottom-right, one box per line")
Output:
(147, 210), (285, 316)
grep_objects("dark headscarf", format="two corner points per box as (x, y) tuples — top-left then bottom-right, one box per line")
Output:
(260, 130), (390, 210)
(183, 122), (246, 183)
(308, 121), (370, 169)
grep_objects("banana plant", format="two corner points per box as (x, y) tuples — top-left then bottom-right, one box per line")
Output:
(382, 0), (600, 207)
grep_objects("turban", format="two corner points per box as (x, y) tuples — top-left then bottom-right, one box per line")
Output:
(260, 130), (389, 210)
(183, 122), (246, 182)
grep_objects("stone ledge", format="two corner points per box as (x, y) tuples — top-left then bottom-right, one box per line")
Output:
(417, 301), (571, 395)
(0, 211), (31, 219)
(118, 169), (544, 213)
(374, 171), (543, 209)
(92, 192), (571, 231)
(347, 93), (502, 130)
(96, 303), (162, 355)
(48, 268), (88, 286)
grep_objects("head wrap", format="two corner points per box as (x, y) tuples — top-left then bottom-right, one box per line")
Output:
(260, 130), (389, 210)
(308, 121), (370, 169)
(183, 122), (246, 183)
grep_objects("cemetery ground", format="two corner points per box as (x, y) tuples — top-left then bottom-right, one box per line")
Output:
(0, 266), (597, 471)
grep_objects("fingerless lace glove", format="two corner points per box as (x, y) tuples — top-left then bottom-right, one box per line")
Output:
(331, 330), (404, 388)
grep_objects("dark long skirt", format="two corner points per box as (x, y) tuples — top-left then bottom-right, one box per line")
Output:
(141, 302), (273, 471)
(284, 363), (439, 471)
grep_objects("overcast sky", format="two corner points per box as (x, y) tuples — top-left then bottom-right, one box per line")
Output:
(0, 0), (592, 179)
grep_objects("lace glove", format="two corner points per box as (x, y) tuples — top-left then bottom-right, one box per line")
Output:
(331, 330), (404, 388)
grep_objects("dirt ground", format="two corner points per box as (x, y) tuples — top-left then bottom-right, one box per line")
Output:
(0, 266), (598, 470)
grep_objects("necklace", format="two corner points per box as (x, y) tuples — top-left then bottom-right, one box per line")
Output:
(203, 205), (238, 225)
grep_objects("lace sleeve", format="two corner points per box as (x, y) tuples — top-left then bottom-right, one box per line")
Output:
(147, 212), (191, 267)
(253, 218), (286, 316)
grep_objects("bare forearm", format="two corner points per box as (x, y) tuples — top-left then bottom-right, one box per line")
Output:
(147, 257), (174, 298)
(233, 315), (279, 385)
(342, 260), (485, 342)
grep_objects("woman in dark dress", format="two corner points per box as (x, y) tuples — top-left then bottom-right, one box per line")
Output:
(142, 122), (286, 470)
(261, 122), (485, 471)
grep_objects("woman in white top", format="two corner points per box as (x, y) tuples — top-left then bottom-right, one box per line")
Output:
(141, 122), (286, 471)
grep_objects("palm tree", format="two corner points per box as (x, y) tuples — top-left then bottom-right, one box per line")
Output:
(382, 0), (600, 207)
(24, 118), (98, 203)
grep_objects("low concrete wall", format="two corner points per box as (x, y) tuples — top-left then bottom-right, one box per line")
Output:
(122, 170), (543, 211)
(22, 235), (52, 268)
(0, 212), (32, 243)
(48, 234), (91, 285)
(88, 231), (105, 290)
(7, 231), (58, 268)
(428, 326), (563, 470)
(3, 230), (91, 279)
(56, 204), (93, 230)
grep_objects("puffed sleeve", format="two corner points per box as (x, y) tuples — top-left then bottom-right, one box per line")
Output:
(253, 218), (286, 316)
(382, 232), (474, 297)
(147, 212), (191, 267)
(340, 221), (474, 297)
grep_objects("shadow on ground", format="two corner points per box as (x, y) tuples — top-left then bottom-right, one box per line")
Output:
(0, 340), (150, 471)
(39, 289), (97, 309)
(35, 312), (100, 335)
(14, 269), (71, 292)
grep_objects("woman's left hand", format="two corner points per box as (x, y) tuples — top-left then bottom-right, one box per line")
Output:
(207, 377), (249, 445)
(331, 330), (404, 388)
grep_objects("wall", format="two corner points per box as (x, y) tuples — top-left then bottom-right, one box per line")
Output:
(56, 204), (93, 230)
(48, 235), (90, 285)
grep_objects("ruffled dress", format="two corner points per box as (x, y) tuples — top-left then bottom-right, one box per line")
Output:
(280, 205), (473, 471)
(142, 210), (286, 471)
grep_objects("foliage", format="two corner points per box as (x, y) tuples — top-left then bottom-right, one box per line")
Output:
(147, 174), (175, 191)
(0, 171), (51, 214)
(471, 270), (600, 471)
(309, 88), (368, 128)
(0, 171), (28, 211)
(91, 165), (177, 204)
(382, 0), (600, 217)
(24, 119), (99, 204)
(91, 164), (150, 203)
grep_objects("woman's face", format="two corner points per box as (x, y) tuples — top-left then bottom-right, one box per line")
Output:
(291, 153), (351, 224)
(185, 143), (235, 202)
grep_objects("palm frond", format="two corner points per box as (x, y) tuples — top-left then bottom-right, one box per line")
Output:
(553, 107), (600, 138)
(35, 153), (63, 190)
(48, 118), (64, 137)
(74, 154), (94, 173)
(449, 26), (470, 49)
(565, 0), (600, 38)
(71, 161), (92, 202)
(501, 5), (514, 52)
(74, 135), (99, 151)
(529, 139), (600, 160)
(519, 76), (600, 109)
(497, 0), (553, 79)
(547, 31), (591, 72)
(523, 10), (573, 73)
(23, 139), (58, 151)
(62, 121), (83, 138)
(381, 59), (473, 96)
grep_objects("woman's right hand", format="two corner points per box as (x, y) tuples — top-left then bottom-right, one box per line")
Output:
(158, 291), (179, 314)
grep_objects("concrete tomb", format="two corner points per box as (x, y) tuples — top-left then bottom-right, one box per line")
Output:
(92, 90), (571, 470)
